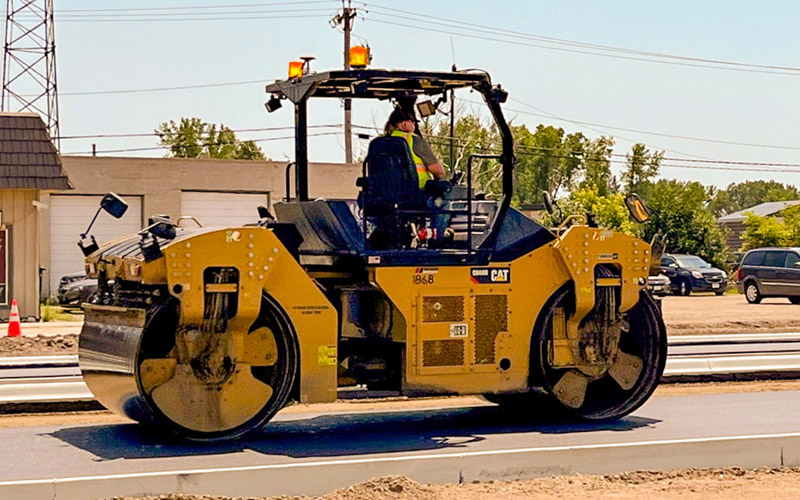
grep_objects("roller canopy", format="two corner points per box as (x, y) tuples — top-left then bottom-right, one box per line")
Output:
(265, 69), (491, 103)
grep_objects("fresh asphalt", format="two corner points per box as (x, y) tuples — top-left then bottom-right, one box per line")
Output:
(2, 389), (794, 478)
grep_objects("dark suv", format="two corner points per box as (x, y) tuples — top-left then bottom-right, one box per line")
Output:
(660, 254), (728, 296)
(736, 248), (800, 304)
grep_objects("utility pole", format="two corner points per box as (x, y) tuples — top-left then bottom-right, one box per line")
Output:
(331, 1), (356, 164)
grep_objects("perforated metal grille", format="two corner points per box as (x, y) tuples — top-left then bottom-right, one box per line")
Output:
(422, 339), (465, 366)
(422, 296), (465, 322)
(474, 295), (508, 364)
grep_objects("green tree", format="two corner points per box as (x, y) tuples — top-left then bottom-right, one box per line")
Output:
(641, 179), (730, 269)
(708, 180), (800, 217)
(620, 143), (663, 195)
(741, 204), (800, 249)
(580, 136), (616, 196)
(156, 117), (267, 160)
(543, 185), (638, 235)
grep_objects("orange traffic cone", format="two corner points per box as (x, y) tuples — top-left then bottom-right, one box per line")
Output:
(7, 299), (21, 337)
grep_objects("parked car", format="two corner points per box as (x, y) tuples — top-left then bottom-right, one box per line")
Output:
(736, 247), (800, 304)
(646, 274), (670, 296)
(59, 271), (87, 287)
(57, 273), (97, 307)
(660, 254), (728, 296)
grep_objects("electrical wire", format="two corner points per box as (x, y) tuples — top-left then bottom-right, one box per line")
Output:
(57, 124), (343, 140)
(62, 131), (343, 155)
(56, 1), (340, 13)
(360, 3), (800, 76)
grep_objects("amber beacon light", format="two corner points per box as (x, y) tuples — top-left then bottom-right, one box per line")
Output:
(349, 46), (371, 68)
(288, 60), (305, 78)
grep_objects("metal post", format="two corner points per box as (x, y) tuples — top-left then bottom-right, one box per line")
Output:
(332, 1), (356, 164)
(449, 64), (456, 171)
(294, 101), (309, 201)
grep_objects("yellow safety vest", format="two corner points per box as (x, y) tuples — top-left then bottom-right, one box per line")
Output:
(390, 130), (431, 189)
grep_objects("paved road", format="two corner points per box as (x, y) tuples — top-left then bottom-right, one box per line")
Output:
(2, 389), (800, 497)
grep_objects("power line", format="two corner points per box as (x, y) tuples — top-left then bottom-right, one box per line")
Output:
(505, 98), (800, 152)
(62, 131), (343, 155)
(56, 1), (339, 13)
(24, 14), (331, 23)
(360, 3), (800, 76)
(57, 124), (343, 140)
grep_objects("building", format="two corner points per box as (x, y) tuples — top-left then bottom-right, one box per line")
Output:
(0, 113), (72, 319)
(717, 200), (800, 251)
(39, 156), (360, 298)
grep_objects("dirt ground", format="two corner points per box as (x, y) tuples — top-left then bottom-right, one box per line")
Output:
(105, 469), (800, 500)
(2, 293), (798, 357)
(662, 294), (800, 335)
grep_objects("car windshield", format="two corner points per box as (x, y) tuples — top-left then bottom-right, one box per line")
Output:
(676, 256), (711, 268)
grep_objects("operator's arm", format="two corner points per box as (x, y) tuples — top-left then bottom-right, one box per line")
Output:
(413, 135), (446, 179)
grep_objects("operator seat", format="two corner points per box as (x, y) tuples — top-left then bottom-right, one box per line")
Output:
(359, 136), (427, 248)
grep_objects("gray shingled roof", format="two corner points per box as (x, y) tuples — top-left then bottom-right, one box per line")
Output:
(718, 200), (800, 223)
(0, 112), (72, 190)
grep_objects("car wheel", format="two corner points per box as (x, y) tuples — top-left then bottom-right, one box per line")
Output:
(790, 297), (800, 305)
(679, 279), (691, 296)
(744, 282), (762, 304)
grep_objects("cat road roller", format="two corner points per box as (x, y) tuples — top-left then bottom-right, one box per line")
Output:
(78, 64), (666, 441)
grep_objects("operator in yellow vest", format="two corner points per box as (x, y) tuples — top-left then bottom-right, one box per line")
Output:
(383, 107), (445, 189)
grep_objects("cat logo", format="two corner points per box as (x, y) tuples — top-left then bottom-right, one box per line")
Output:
(470, 267), (511, 284)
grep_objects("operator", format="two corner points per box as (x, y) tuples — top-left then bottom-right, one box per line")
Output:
(384, 107), (445, 189)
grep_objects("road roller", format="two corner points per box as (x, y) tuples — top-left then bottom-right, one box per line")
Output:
(77, 64), (667, 441)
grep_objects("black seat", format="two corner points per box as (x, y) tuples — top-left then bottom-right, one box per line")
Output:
(358, 136), (431, 249)
(360, 136), (425, 215)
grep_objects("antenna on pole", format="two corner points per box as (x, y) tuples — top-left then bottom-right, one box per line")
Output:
(2, 0), (61, 150)
(330, 0), (357, 164)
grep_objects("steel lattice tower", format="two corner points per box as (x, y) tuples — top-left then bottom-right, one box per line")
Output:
(2, 0), (60, 149)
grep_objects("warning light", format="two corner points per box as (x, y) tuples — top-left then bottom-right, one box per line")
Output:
(288, 61), (304, 79)
(349, 46), (371, 68)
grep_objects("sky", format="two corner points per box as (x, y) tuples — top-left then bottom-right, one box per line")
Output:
(4, 0), (800, 189)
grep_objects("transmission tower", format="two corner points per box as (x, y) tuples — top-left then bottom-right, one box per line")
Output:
(2, 0), (60, 149)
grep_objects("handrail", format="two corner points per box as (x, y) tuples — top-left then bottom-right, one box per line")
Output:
(465, 154), (501, 256)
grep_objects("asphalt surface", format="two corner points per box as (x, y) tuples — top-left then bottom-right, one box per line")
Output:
(2, 389), (800, 483)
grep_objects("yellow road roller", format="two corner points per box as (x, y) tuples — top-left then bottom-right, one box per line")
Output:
(78, 65), (666, 441)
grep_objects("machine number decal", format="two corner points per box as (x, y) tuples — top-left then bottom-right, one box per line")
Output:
(450, 323), (468, 338)
(413, 274), (435, 285)
(470, 267), (511, 284)
(597, 253), (618, 260)
(318, 345), (337, 366)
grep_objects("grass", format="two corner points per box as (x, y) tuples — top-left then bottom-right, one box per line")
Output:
(40, 304), (84, 322)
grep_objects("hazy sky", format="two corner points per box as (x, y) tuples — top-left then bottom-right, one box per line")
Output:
(5, 0), (800, 188)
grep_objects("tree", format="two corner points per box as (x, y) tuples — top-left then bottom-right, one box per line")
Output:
(156, 117), (266, 160)
(620, 143), (663, 195)
(741, 204), (800, 249)
(543, 185), (638, 236)
(641, 179), (730, 269)
(708, 180), (800, 217)
(580, 136), (616, 196)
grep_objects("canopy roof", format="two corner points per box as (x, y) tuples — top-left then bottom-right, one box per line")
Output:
(265, 69), (491, 103)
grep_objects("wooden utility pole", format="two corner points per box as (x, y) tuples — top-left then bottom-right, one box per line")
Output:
(331, 1), (357, 164)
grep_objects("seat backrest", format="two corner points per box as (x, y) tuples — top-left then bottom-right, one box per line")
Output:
(362, 136), (420, 213)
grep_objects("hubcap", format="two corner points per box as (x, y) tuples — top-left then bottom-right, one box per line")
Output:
(746, 285), (757, 302)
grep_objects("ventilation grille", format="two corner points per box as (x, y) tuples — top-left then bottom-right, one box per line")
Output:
(422, 339), (465, 366)
(474, 295), (508, 365)
(422, 296), (465, 323)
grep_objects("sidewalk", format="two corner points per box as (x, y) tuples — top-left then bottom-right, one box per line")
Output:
(9, 321), (82, 337)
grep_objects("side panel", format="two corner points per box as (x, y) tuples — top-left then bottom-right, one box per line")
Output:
(162, 228), (338, 404)
(374, 243), (571, 395)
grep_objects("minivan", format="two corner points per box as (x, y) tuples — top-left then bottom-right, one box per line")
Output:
(736, 247), (800, 304)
